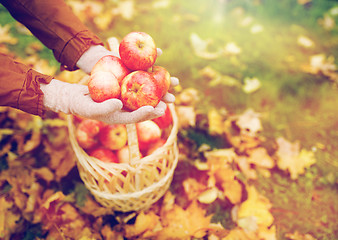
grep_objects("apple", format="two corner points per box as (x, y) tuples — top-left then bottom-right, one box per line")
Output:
(99, 124), (127, 150)
(150, 65), (171, 97)
(147, 138), (166, 155)
(120, 71), (162, 111)
(136, 120), (161, 151)
(91, 55), (130, 85)
(119, 32), (157, 71)
(88, 147), (119, 163)
(88, 71), (121, 102)
(152, 104), (173, 129)
(76, 119), (103, 149)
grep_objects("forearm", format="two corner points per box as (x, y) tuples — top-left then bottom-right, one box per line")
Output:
(0, 53), (53, 116)
(0, 0), (104, 71)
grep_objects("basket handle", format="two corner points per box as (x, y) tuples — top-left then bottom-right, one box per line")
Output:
(126, 123), (141, 163)
(107, 37), (141, 164)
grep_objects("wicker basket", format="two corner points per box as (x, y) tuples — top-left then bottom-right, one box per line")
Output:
(67, 103), (179, 212)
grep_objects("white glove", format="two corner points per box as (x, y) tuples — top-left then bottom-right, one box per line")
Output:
(40, 79), (167, 124)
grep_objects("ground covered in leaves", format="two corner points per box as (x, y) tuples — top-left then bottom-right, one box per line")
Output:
(0, 0), (337, 239)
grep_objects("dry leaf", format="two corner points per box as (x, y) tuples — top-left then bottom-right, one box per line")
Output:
(242, 77), (261, 94)
(197, 187), (219, 204)
(176, 106), (196, 128)
(124, 211), (162, 239)
(285, 231), (317, 240)
(0, 197), (21, 239)
(236, 109), (263, 138)
(200, 66), (240, 87)
(158, 201), (211, 239)
(275, 137), (316, 179)
(236, 185), (274, 228)
(224, 42), (242, 55)
(208, 108), (225, 135)
(190, 33), (223, 59)
(0, 24), (18, 45)
(183, 177), (207, 201)
(247, 147), (275, 169)
(318, 14), (335, 31)
(297, 35), (314, 48)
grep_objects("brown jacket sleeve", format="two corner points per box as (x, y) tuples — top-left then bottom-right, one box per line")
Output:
(0, 0), (104, 116)
(0, 53), (53, 116)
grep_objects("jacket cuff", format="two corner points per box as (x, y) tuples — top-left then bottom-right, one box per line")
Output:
(19, 70), (53, 117)
(59, 30), (104, 71)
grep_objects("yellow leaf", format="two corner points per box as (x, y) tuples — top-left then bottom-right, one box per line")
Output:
(197, 187), (219, 204)
(176, 106), (196, 128)
(276, 137), (316, 179)
(247, 147), (275, 169)
(236, 109), (263, 137)
(124, 211), (162, 239)
(0, 197), (21, 239)
(285, 231), (317, 240)
(158, 201), (211, 239)
(190, 33), (224, 59)
(208, 108), (225, 135)
(237, 185), (274, 228)
(0, 24), (18, 45)
(297, 35), (314, 48)
(242, 77), (261, 94)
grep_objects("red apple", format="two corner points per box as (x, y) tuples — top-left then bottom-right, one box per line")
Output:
(99, 124), (127, 150)
(120, 71), (162, 111)
(76, 119), (103, 149)
(88, 71), (121, 102)
(119, 32), (157, 71)
(136, 120), (161, 151)
(91, 55), (130, 84)
(88, 147), (119, 163)
(150, 65), (171, 97)
(147, 138), (166, 155)
(152, 104), (173, 129)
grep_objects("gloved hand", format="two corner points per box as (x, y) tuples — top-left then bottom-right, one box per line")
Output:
(44, 38), (179, 124)
(40, 79), (169, 124)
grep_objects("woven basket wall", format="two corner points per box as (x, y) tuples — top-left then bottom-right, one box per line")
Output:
(67, 104), (179, 212)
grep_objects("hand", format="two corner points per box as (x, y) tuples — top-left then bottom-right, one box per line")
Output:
(40, 79), (167, 124)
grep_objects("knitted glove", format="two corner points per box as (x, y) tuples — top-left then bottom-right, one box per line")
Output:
(40, 79), (167, 124)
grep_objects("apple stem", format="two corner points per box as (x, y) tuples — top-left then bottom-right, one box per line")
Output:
(147, 66), (153, 73)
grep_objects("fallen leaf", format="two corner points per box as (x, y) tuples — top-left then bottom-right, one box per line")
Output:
(275, 137), (316, 179)
(124, 211), (162, 239)
(250, 24), (264, 34)
(0, 24), (18, 45)
(242, 77), (261, 93)
(208, 108), (226, 135)
(297, 35), (314, 48)
(197, 187), (220, 204)
(176, 106), (196, 128)
(236, 109), (263, 137)
(224, 42), (242, 55)
(237, 185), (274, 228)
(158, 200), (212, 239)
(190, 33), (224, 59)
(285, 231), (317, 240)
(0, 196), (21, 239)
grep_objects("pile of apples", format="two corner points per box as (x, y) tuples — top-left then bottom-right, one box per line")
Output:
(75, 104), (173, 163)
(88, 31), (171, 111)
